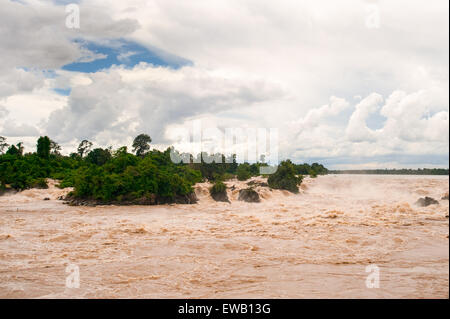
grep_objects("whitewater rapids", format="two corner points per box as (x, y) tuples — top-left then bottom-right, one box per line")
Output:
(0, 175), (448, 298)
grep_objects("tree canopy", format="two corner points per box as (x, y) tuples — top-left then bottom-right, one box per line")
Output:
(37, 136), (51, 159)
(0, 136), (8, 154)
(132, 134), (152, 157)
(267, 160), (303, 193)
(77, 140), (93, 158)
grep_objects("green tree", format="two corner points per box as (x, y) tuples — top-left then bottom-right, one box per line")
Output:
(16, 142), (24, 156)
(210, 180), (226, 194)
(236, 163), (251, 181)
(85, 148), (112, 166)
(37, 136), (51, 159)
(6, 142), (24, 156)
(6, 145), (19, 156)
(0, 136), (8, 154)
(132, 134), (152, 157)
(268, 160), (303, 193)
(209, 180), (229, 202)
(50, 139), (61, 155)
(113, 146), (128, 157)
(77, 140), (93, 158)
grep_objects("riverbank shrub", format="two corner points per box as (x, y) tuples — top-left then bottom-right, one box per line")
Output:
(209, 181), (229, 202)
(210, 181), (226, 195)
(268, 160), (303, 193)
(236, 164), (252, 181)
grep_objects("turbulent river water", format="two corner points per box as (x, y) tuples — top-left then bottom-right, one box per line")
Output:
(0, 175), (448, 298)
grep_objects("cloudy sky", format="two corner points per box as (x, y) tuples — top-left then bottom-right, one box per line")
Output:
(0, 0), (448, 169)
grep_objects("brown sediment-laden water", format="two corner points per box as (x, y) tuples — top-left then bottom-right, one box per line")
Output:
(0, 175), (448, 298)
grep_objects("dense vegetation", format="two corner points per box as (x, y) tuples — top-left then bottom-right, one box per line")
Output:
(330, 168), (449, 175)
(210, 181), (227, 195)
(0, 152), (81, 190)
(236, 163), (252, 181)
(71, 149), (203, 203)
(0, 135), (330, 203)
(267, 160), (304, 193)
(294, 162), (328, 176)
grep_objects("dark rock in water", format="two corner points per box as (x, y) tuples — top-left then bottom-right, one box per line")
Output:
(210, 181), (229, 203)
(0, 188), (16, 196)
(238, 188), (261, 203)
(211, 190), (230, 203)
(43, 197), (50, 201)
(178, 192), (198, 204)
(415, 196), (439, 207)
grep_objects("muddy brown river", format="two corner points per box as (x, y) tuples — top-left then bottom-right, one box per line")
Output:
(0, 175), (448, 298)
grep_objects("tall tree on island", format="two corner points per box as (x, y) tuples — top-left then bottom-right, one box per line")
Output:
(77, 140), (93, 158)
(50, 139), (62, 155)
(37, 136), (51, 159)
(132, 134), (152, 157)
(0, 136), (8, 154)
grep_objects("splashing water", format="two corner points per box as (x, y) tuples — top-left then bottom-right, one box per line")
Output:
(0, 175), (448, 298)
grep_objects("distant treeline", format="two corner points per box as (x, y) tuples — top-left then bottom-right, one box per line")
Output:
(330, 168), (449, 175)
(0, 135), (328, 203)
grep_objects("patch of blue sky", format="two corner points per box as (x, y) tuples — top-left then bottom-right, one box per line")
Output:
(62, 38), (192, 73)
(365, 112), (387, 130)
(53, 88), (72, 96)
(42, 69), (58, 79)
(420, 109), (445, 120)
(18, 67), (57, 80)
